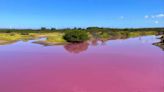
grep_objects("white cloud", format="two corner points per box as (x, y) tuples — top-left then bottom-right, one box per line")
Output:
(145, 13), (164, 19)
(154, 21), (159, 24)
(120, 16), (124, 19)
(144, 15), (149, 18)
(151, 16), (155, 18)
(156, 14), (164, 18)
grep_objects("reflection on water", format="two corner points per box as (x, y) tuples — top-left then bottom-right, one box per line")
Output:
(64, 42), (89, 54)
(0, 35), (164, 92)
(90, 39), (108, 46)
(64, 40), (110, 54)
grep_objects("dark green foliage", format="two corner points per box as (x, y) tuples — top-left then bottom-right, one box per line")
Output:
(87, 27), (103, 30)
(161, 36), (164, 43)
(51, 28), (56, 31)
(6, 30), (12, 33)
(0, 27), (164, 34)
(41, 27), (46, 30)
(64, 30), (89, 42)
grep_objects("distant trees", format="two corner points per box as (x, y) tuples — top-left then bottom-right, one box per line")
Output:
(72, 27), (84, 30)
(40, 27), (57, 31)
(86, 27), (102, 30)
(51, 28), (56, 31)
(41, 27), (47, 30)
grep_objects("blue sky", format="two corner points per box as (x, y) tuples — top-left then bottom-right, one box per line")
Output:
(0, 0), (164, 28)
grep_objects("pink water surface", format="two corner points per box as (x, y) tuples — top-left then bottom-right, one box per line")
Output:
(0, 36), (164, 92)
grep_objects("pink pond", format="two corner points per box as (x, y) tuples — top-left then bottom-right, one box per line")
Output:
(0, 35), (164, 92)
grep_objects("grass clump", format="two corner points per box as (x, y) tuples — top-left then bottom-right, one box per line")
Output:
(0, 33), (21, 41)
(46, 33), (66, 43)
(21, 32), (29, 35)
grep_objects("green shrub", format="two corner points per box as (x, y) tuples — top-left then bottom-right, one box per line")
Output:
(99, 32), (110, 39)
(10, 33), (16, 36)
(64, 30), (89, 42)
(6, 30), (12, 33)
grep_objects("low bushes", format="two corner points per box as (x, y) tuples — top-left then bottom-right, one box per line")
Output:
(99, 32), (110, 39)
(63, 30), (89, 42)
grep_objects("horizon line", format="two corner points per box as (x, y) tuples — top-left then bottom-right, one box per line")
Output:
(0, 26), (164, 30)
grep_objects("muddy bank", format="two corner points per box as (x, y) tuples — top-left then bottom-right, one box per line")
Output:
(153, 36), (164, 50)
(0, 40), (17, 45)
(33, 41), (67, 46)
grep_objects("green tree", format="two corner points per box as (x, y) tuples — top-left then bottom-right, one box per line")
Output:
(64, 30), (89, 42)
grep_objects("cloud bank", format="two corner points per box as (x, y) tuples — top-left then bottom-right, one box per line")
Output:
(145, 14), (164, 19)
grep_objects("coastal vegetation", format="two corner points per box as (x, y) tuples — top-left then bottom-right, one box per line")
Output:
(46, 33), (66, 43)
(0, 27), (164, 45)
